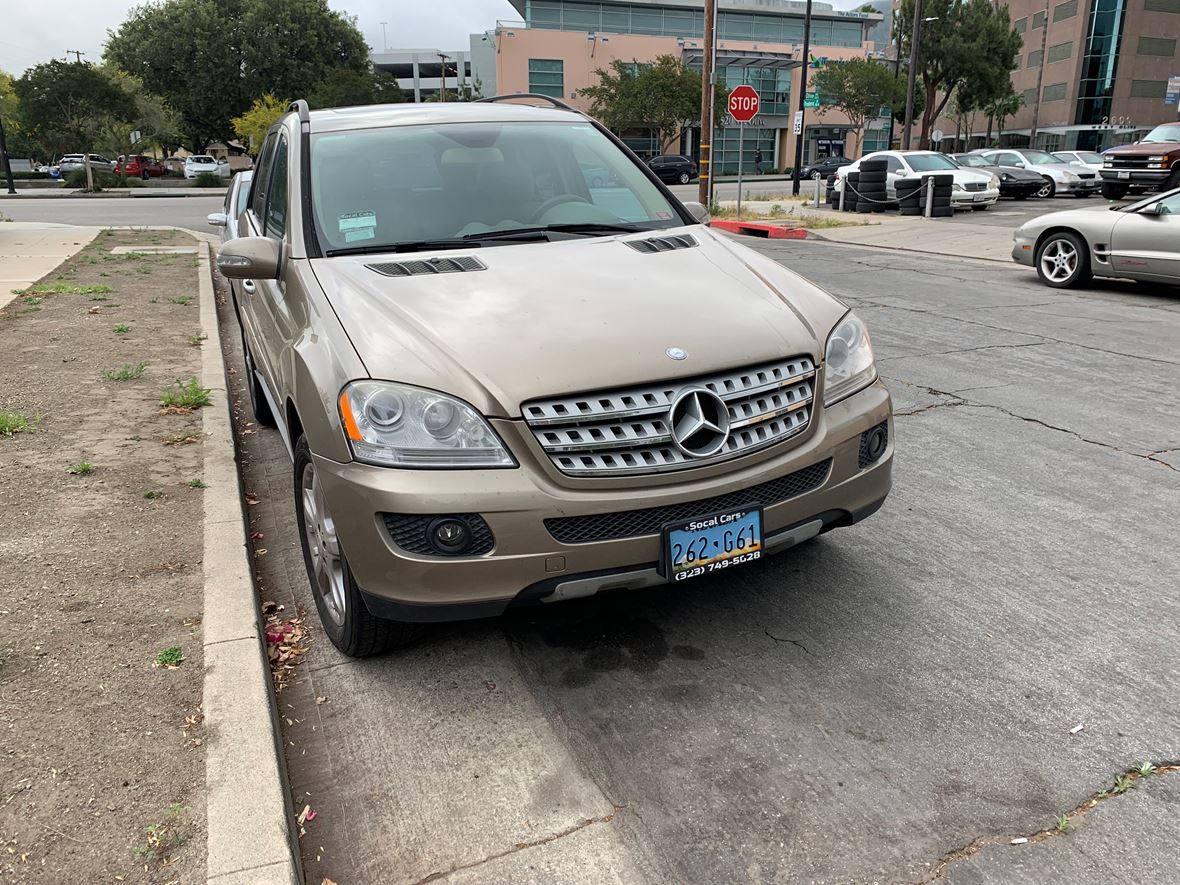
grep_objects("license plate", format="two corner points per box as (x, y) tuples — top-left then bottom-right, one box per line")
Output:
(662, 508), (763, 582)
(1117, 170), (1130, 180)
(973, 193), (988, 201)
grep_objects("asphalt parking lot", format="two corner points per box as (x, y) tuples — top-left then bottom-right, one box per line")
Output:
(218, 234), (1179, 884)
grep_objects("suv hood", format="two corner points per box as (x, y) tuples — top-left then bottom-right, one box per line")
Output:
(1104, 141), (1180, 158)
(310, 227), (845, 418)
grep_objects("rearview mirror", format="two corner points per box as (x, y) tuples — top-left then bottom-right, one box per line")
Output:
(206, 212), (227, 227)
(682, 200), (710, 223)
(217, 236), (282, 279)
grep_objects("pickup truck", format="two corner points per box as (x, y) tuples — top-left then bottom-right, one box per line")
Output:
(1099, 123), (1180, 199)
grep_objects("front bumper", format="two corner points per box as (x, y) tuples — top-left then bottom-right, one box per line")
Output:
(313, 381), (894, 621)
(1012, 232), (1037, 267)
(1100, 168), (1170, 186)
(1000, 180), (1042, 197)
(951, 188), (1000, 206)
(1056, 177), (1099, 193)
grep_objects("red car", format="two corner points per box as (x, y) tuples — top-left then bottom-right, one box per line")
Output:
(115, 154), (166, 179)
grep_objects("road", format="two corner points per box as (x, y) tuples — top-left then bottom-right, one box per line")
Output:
(216, 233), (1179, 883)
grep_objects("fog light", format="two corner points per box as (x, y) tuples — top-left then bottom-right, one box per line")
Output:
(428, 517), (472, 554)
(858, 422), (889, 468)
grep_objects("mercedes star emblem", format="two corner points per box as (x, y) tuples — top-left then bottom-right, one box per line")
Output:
(668, 388), (731, 458)
(666, 346), (687, 360)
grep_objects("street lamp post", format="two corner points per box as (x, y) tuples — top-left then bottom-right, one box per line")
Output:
(697, 0), (717, 206)
(791, 0), (815, 196)
(902, 0), (926, 150)
(438, 52), (450, 102)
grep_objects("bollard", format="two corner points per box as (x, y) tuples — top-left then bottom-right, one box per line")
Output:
(839, 180), (846, 212)
(924, 177), (934, 218)
(813, 173), (822, 208)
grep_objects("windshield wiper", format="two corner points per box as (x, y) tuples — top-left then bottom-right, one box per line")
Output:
(324, 239), (479, 257)
(462, 222), (648, 241)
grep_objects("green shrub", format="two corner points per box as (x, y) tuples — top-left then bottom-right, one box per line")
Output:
(193, 171), (224, 188)
(65, 170), (143, 190)
(11, 171), (53, 180)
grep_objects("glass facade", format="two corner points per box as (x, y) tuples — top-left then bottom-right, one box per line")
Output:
(525, 1), (867, 48)
(1074, 0), (1128, 144)
(711, 126), (776, 175)
(722, 64), (793, 116)
(528, 58), (564, 97)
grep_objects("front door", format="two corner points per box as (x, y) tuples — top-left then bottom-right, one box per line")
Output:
(1109, 192), (1180, 282)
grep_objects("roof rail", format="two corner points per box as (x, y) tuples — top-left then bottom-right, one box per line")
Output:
(288, 99), (310, 125)
(475, 93), (581, 114)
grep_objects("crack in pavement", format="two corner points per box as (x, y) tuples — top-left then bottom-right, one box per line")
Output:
(915, 762), (1180, 883)
(878, 342), (1045, 363)
(411, 811), (619, 884)
(763, 628), (809, 653)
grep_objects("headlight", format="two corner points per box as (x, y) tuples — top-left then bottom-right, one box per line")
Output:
(338, 381), (515, 468)
(1062, 171), (1079, 182)
(1103, 158), (1113, 165)
(1000, 172), (1011, 180)
(952, 182), (964, 191)
(823, 312), (877, 407)
(1148, 155), (1166, 162)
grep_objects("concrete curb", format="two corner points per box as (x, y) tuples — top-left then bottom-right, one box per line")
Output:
(197, 240), (301, 884)
(710, 219), (809, 239)
(0, 189), (227, 199)
(802, 229), (1013, 264)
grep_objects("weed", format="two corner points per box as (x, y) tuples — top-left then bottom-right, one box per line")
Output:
(0, 410), (36, 436)
(160, 378), (212, 411)
(68, 462), (95, 475)
(88, 294), (110, 301)
(186, 478), (207, 489)
(113, 323), (130, 334)
(137, 265), (152, 275)
(99, 272), (110, 277)
(188, 334), (208, 347)
(131, 803), (190, 863)
(162, 432), (199, 446)
(153, 646), (183, 666)
(143, 489), (164, 499)
(169, 295), (193, 306)
(148, 297), (158, 304)
(21, 282), (113, 296)
(1112, 774), (1134, 795)
(1137, 761), (1157, 778)
(101, 362), (148, 381)
(21, 296), (44, 306)
(1055, 813), (1071, 833)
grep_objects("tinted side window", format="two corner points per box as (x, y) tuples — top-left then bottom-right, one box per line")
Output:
(885, 156), (904, 173)
(250, 133), (278, 219)
(265, 135), (289, 240)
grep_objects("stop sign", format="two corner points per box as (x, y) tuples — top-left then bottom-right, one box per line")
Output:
(728, 85), (760, 123)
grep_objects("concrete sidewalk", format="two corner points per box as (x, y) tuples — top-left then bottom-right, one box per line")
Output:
(0, 221), (101, 308)
(0, 187), (227, 199)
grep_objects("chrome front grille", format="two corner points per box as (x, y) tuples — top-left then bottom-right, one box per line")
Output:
(965, 182), (986, 191)
(523, 356), (816, 476)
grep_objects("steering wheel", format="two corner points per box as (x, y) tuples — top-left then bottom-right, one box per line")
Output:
(531, 193), (589, 221)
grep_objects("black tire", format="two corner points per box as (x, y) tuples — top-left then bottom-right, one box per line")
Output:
(1163, 167), (1180, 191)
(1035, 177), (1056, 199)
(858, 173), (887, 185)
(1074, 190), (1091, 198)
(899, 206), (924, 216)
(1034, 231), (1092, 289)
(141, 169), (150, 180)
(1101, 182), (1129, 200)
(1014, 193), (1030, 201)
(678, 171), (690, 184)
(971, 204), (990, 211)
(293, 435), (422, 657)
(240, 328), (277, 428)
(930, 205), (954, 218)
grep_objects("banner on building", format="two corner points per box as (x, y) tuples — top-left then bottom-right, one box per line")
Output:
(1167, 74), (1180, 107)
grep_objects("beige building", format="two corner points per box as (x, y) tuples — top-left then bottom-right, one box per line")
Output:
(465, 0), (884, 172)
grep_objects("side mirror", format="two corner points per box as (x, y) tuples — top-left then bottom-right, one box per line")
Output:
(217, 236), (282, 279)
(682, 201), (710, 224)
(207, 212), (228, 227)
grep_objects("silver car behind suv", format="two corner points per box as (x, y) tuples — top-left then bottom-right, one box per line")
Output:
(216, 97), (894, 656)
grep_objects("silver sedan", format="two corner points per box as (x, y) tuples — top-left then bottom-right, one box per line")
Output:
(1012, 187), (1180, 288)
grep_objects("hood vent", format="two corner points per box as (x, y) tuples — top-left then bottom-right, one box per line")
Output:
(625, 234), (698, 254)
(366, 255), (486, 277)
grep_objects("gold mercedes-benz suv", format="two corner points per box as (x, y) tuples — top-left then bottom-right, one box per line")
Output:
(216, 97), (893, 657)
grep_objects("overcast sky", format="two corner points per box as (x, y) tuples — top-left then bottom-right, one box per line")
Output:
(0, 0), (520, 76)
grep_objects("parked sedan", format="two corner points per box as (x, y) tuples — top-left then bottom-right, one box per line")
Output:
(185, 155), (231, 179)
(115, 154), (166, 179)
(1012, 187), (1180, 288)
(950, 153), (1043, 199)
(835, 150), (999, 209)
(648, 155), (698, 184)
(1052, 150), (1104, 174)
(976, 149), (1098, 198)
(57, 154), (116, 175)
(800, 156), (852, 180)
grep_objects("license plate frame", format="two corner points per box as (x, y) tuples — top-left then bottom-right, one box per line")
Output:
(973, 192), (988, 202)
(1117, 170), (1130, 180)
(660, 507), (764, 583)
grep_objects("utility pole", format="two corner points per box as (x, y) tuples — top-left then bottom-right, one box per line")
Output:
(901, 0), (925, 150)
(697, 0), (716, 206)
(66, 49), (85, 63)
(438, 52), (450, 102)
(0, 114), (16, 195)
(791, 0), (815, 196)
(1029, 7), (1049, 147)
(379, 22), (388, 52)
(885, 17), (902, 150)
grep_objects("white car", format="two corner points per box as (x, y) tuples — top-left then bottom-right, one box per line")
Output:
(57, 153), (116, 175)
(206, 170), (255, 242)
(185, 155), (231, 179)
(976, 149), (1099, 198)
(835, 150), (999, 210)
(1052, 150), (1105, 174)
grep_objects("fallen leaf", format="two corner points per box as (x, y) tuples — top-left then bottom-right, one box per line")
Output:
(315, 696), (329, 705)
(251, 531), (265, 541)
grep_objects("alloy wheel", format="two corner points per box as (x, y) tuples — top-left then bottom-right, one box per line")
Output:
(1040, 238), (1078, 283)
(300, 461), (347, 627)
(1036, 178), (1054, 198)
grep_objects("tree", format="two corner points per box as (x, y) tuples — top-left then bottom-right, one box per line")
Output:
(580, 56), (729, 154)
(948, 88), (979, 151)
(99, 67), (182, 154)
(984, 88), (1022, 145)
(15, 61), (137, 158)
(308, 69), (404, 109)
(0, 70), (17, 127)
(896, 0), (1022, 149)
(106, 0), (370, 150)
(813, 58), (904, 156)
(232, 95), (290, 154)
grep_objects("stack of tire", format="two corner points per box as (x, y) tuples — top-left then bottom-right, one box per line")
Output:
(826, 174), (837, 206)
(896, 178), (924, 216)
(855, 158), (888, 213)
(928, 173), (954, 217)
(842, 172), (859, 212)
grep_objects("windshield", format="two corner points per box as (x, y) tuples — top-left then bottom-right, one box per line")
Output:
(309, 121), (683, 252)
(953, 154), (987, 167)
(1021, 150), (1060, 165)
(1076, 151), (1103, 164)
(905, 153), (957, 172)
(1142, 124), (1180, 144)
(190, 156), (214, 163)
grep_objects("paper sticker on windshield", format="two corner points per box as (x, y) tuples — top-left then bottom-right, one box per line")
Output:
(339, 211), (376, 232)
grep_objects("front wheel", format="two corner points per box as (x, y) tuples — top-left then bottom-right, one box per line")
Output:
(972, 204), (990, 211)
(1100, 182), (1129, 200)
(1035, 231), (1092, 289)
(141, 169), (150, 180)
(1036, 177), (1056, 199)
(294, 436), (420, 657)
(678, 171), (690, 184)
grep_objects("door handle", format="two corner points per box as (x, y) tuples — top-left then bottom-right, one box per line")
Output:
(242, 279), (256, 294)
